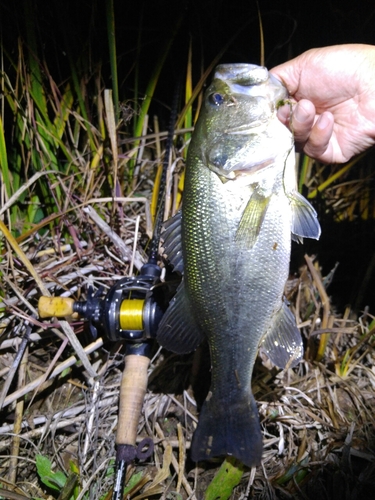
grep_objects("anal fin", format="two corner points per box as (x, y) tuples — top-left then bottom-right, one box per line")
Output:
(260, 300), (303, 369)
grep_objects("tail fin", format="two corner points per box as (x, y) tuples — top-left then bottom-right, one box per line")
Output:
(190, 391), (263, 468)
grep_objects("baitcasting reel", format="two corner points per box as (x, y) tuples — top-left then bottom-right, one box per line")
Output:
(38, 260), (175, 349)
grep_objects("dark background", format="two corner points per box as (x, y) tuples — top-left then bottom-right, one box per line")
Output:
(1, 0), (375, 312)
(2, 0), (374, 107)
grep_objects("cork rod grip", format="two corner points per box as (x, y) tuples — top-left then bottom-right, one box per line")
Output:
(116, 354), (150, 446)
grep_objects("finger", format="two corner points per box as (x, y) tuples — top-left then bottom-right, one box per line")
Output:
(291, 100), (316, 143)
(303, 112), (334, 162)
(276, 103), (292, 127)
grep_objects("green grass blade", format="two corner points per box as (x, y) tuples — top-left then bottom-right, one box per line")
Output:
(69, 62), (97, 152)
(23, 0), (49, 121)
(104, 89), (118, 192)
(184, 40), (193, 135)
(0, 116), (11, 198)
(53, 83), (74, 141)
(106, 0), (119, 122)
(129, 12), (185, 182)
(298, 154), (311, 193)
(177, 23), (253, 130)
(132, 6), (144, 137)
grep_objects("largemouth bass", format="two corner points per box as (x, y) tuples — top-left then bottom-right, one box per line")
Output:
(157, 64), (320, 467)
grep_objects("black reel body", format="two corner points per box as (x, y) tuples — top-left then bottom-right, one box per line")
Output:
(103, 274), (164, 342)
(70, 262), (178, 349)
(71, 263), (163, 344)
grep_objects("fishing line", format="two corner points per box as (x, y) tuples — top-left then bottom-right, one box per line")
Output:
(149, 79), (182, 263)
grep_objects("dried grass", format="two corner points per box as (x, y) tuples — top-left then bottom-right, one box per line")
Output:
(1, 134), (375, 500)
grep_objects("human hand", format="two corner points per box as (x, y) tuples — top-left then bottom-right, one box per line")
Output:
(270, 44), (375, 163)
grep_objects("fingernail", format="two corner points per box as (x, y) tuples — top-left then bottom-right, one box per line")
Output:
(277, 104), (290, 122)
(294, 103), (310, 123)
(316, 113), (331, 130)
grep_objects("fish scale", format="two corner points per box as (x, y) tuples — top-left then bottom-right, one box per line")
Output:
(184, 169), (290, 465)
(157, 63), (321, 467)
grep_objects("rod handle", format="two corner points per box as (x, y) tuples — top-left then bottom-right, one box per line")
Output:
(116, 354), (150, 446)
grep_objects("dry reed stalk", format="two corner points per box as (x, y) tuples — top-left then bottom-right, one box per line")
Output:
(8, 344), (28, 484)
(2, 338), (103, 409)
(82, 205), (144, 270)
(154, 422), (197, 500)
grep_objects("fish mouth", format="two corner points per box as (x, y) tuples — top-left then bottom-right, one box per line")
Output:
(212, 158), (275, 182)
(225, 120), (268, 135)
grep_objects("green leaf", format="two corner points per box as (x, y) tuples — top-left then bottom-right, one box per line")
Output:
(204, 457), (245, 500)
(123, 471), (144, 495)
(35, 454), (67, 491)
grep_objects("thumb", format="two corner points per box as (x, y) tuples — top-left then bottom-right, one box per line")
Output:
(270, 60), (302, 96)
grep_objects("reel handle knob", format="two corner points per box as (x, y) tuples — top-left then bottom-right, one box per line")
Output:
(38, 296), (76, 318)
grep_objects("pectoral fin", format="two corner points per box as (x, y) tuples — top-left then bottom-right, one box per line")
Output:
(260, 300), (303, 369)
(156, 280), (204, 354)
(236, 193), (270, 248)
(289, 191), (321, 242)
(161, 211), (184, 273)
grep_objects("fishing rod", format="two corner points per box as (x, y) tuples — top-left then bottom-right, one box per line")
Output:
(38, 86), (181, 499)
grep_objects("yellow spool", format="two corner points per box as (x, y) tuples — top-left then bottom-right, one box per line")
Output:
(119, 299), (144, 330)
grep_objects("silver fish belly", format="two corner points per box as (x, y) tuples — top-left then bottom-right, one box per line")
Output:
(157, 63), (321, 467)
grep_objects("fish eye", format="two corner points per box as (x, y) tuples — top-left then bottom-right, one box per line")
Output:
(209, 93), (225, 106)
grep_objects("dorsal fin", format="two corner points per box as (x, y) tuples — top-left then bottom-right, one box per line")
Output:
(161, 211), (184, 273)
